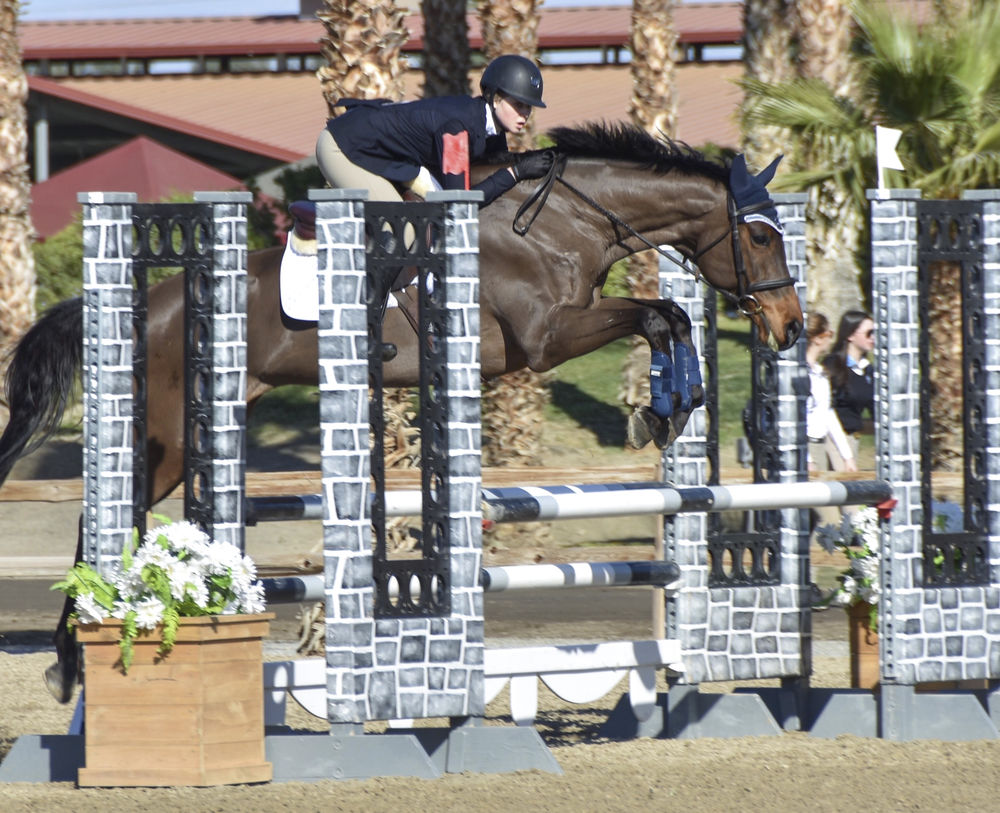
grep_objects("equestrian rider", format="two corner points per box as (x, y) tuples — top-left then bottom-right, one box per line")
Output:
(316, 54), (553, 206)
(315, 55), (554, 359)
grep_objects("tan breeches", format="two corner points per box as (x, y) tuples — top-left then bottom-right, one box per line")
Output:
(315, 128), (403, 203)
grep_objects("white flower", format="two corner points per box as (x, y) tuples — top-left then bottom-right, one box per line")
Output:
(74, 592), (106, 624)
(162, 521), (212, 556)
(133, 596), (167, 630)
(165, 560), (204, 603)
(133, 541), (173, 570)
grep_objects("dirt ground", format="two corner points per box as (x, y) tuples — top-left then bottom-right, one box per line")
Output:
(4, 436), (1000, 810)
(5, 648), (1000, 812)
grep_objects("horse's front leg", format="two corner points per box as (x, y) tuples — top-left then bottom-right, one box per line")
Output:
(509, 297), (701, 449)
(622, 298), (704, 450)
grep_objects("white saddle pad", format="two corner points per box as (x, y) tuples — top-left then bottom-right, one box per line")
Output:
(278, 237), (403, 322)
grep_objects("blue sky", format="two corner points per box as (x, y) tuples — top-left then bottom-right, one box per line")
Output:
(21, 1), (301, 20)
(20, 0), (671, 23)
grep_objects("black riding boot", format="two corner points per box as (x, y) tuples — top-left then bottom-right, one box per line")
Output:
(376, 286), (398, 362)
(374, 230), (399, 362)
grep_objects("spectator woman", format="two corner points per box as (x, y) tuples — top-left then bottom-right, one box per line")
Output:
(806, 312), (856, 474)
(822, 309), (875, 469)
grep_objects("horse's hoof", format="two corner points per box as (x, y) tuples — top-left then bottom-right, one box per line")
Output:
(626, 407), (656, 449)
(44, 661), (76, 704)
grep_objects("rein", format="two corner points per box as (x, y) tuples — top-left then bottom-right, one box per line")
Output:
(513, 153), (796, 318)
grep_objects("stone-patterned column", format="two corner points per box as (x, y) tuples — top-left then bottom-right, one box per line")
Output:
(659, 250), (709, 662)
(312, 188), (372, 728)
(868, 189), (921, 685)
(660, 193), (810, 684)
(79, 192), (136, 576)
(314, 189), (485, 726)
(193, 192), (252, 550)
(425, 189), (485, 719)
(773, 193), (811, 678)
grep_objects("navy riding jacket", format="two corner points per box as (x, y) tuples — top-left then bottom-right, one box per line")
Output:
(325, 95), (517, 206)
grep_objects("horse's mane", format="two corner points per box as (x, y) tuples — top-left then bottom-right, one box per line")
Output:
(546, 122), (729, 182)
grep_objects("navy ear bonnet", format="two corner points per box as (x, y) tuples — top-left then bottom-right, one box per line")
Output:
(729, 154), (783, 232)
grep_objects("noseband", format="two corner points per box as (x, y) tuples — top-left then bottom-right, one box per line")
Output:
(689, 196), (797, 318)
(513, 155), (796, 316)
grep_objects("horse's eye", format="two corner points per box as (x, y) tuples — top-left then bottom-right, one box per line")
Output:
(751, 231), (770, 247)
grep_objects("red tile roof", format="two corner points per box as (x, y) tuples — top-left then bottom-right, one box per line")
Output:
(41, 61), (742, 164)
(31, 135), (243, 238)
(20, 5), (742, 59)
(29, 74), (306, 163)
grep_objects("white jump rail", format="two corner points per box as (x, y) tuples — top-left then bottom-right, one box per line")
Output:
(263, 638), (684, 729)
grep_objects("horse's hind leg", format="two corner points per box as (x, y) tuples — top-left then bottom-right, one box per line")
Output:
(45, 517), (83, 703)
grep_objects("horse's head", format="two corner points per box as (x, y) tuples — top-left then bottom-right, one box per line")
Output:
(694, 154), (803, 351)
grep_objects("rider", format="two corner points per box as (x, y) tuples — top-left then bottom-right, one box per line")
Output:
(316, 54), (554, 206)
(315, 54), (555, 360)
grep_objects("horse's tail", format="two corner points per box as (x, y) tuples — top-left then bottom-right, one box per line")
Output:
(0, 297), (83, 487)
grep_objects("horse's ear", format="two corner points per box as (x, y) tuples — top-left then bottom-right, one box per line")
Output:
(756, 155), (783, 188)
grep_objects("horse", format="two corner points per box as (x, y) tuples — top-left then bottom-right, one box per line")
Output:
(0, 122), (802, 701)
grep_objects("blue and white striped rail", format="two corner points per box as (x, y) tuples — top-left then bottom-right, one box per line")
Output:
(246, 479), (892, 526)
(479, 479), (892, 523)
(262, 560), (680, 604)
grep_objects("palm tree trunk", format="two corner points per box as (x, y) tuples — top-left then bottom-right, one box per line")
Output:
(478, 0), (547, 466)
(622, 0), (678, 412)
(741, 0), (797, 169)
(316, 0), (409, 116)
(0, 0), (36, 409)
(420, 0), (471, 98)
(794, 0), (864, 316)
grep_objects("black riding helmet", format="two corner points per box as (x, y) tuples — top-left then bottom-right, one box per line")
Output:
(480, 54), (546, 108)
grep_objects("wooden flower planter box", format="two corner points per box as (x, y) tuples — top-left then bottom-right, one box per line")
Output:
(77, 613), (274, 787)
(848, 601), (879, 690)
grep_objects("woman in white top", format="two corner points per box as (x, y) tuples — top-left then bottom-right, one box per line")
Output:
(806, 312), (857, 473)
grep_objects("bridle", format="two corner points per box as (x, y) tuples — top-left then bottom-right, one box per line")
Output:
(513, 153), (797, 318)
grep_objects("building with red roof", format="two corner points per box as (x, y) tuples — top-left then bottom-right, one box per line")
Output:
(30, 135), (244, 239)
(21, 3), (748, 213)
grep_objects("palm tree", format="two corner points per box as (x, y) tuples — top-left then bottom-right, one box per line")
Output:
(0, 0), (36, 408)
(316, 0), (409, 115)
(741, 0), (798, 170)
(477, 0), (549, 468)
(743, 0), (1000, 465)
(621, 0), (679, 412)
(420, 0), (471, 98)
(790, 0), (862, 319)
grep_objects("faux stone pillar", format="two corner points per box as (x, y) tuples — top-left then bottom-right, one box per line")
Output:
(80, 192), (137, 576)
(193, 191), (252, 550)
(312, 188), (373, 727)
(314, 189), (484, 726)
(660, 193), (810, 684)
(869, 188), (922, 686)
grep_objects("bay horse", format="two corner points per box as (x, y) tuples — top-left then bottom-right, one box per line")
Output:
(0, 123), (802, 701)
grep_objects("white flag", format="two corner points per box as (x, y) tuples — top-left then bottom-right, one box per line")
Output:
(876, 125), (904, 171)
(875, 125), (904, 198)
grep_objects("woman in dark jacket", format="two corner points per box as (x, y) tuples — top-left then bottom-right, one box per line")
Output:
(315, 54), (553, 207)
(822, 309), (875, 468)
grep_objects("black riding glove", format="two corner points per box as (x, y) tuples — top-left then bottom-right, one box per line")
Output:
(511, 151), (554, 181)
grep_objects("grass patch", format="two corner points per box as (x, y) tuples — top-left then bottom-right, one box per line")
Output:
(543, 312), (755, 455)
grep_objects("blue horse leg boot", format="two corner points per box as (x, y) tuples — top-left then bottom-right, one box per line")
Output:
(671, 343), (701, 412)
(650, 350), (674, 419)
